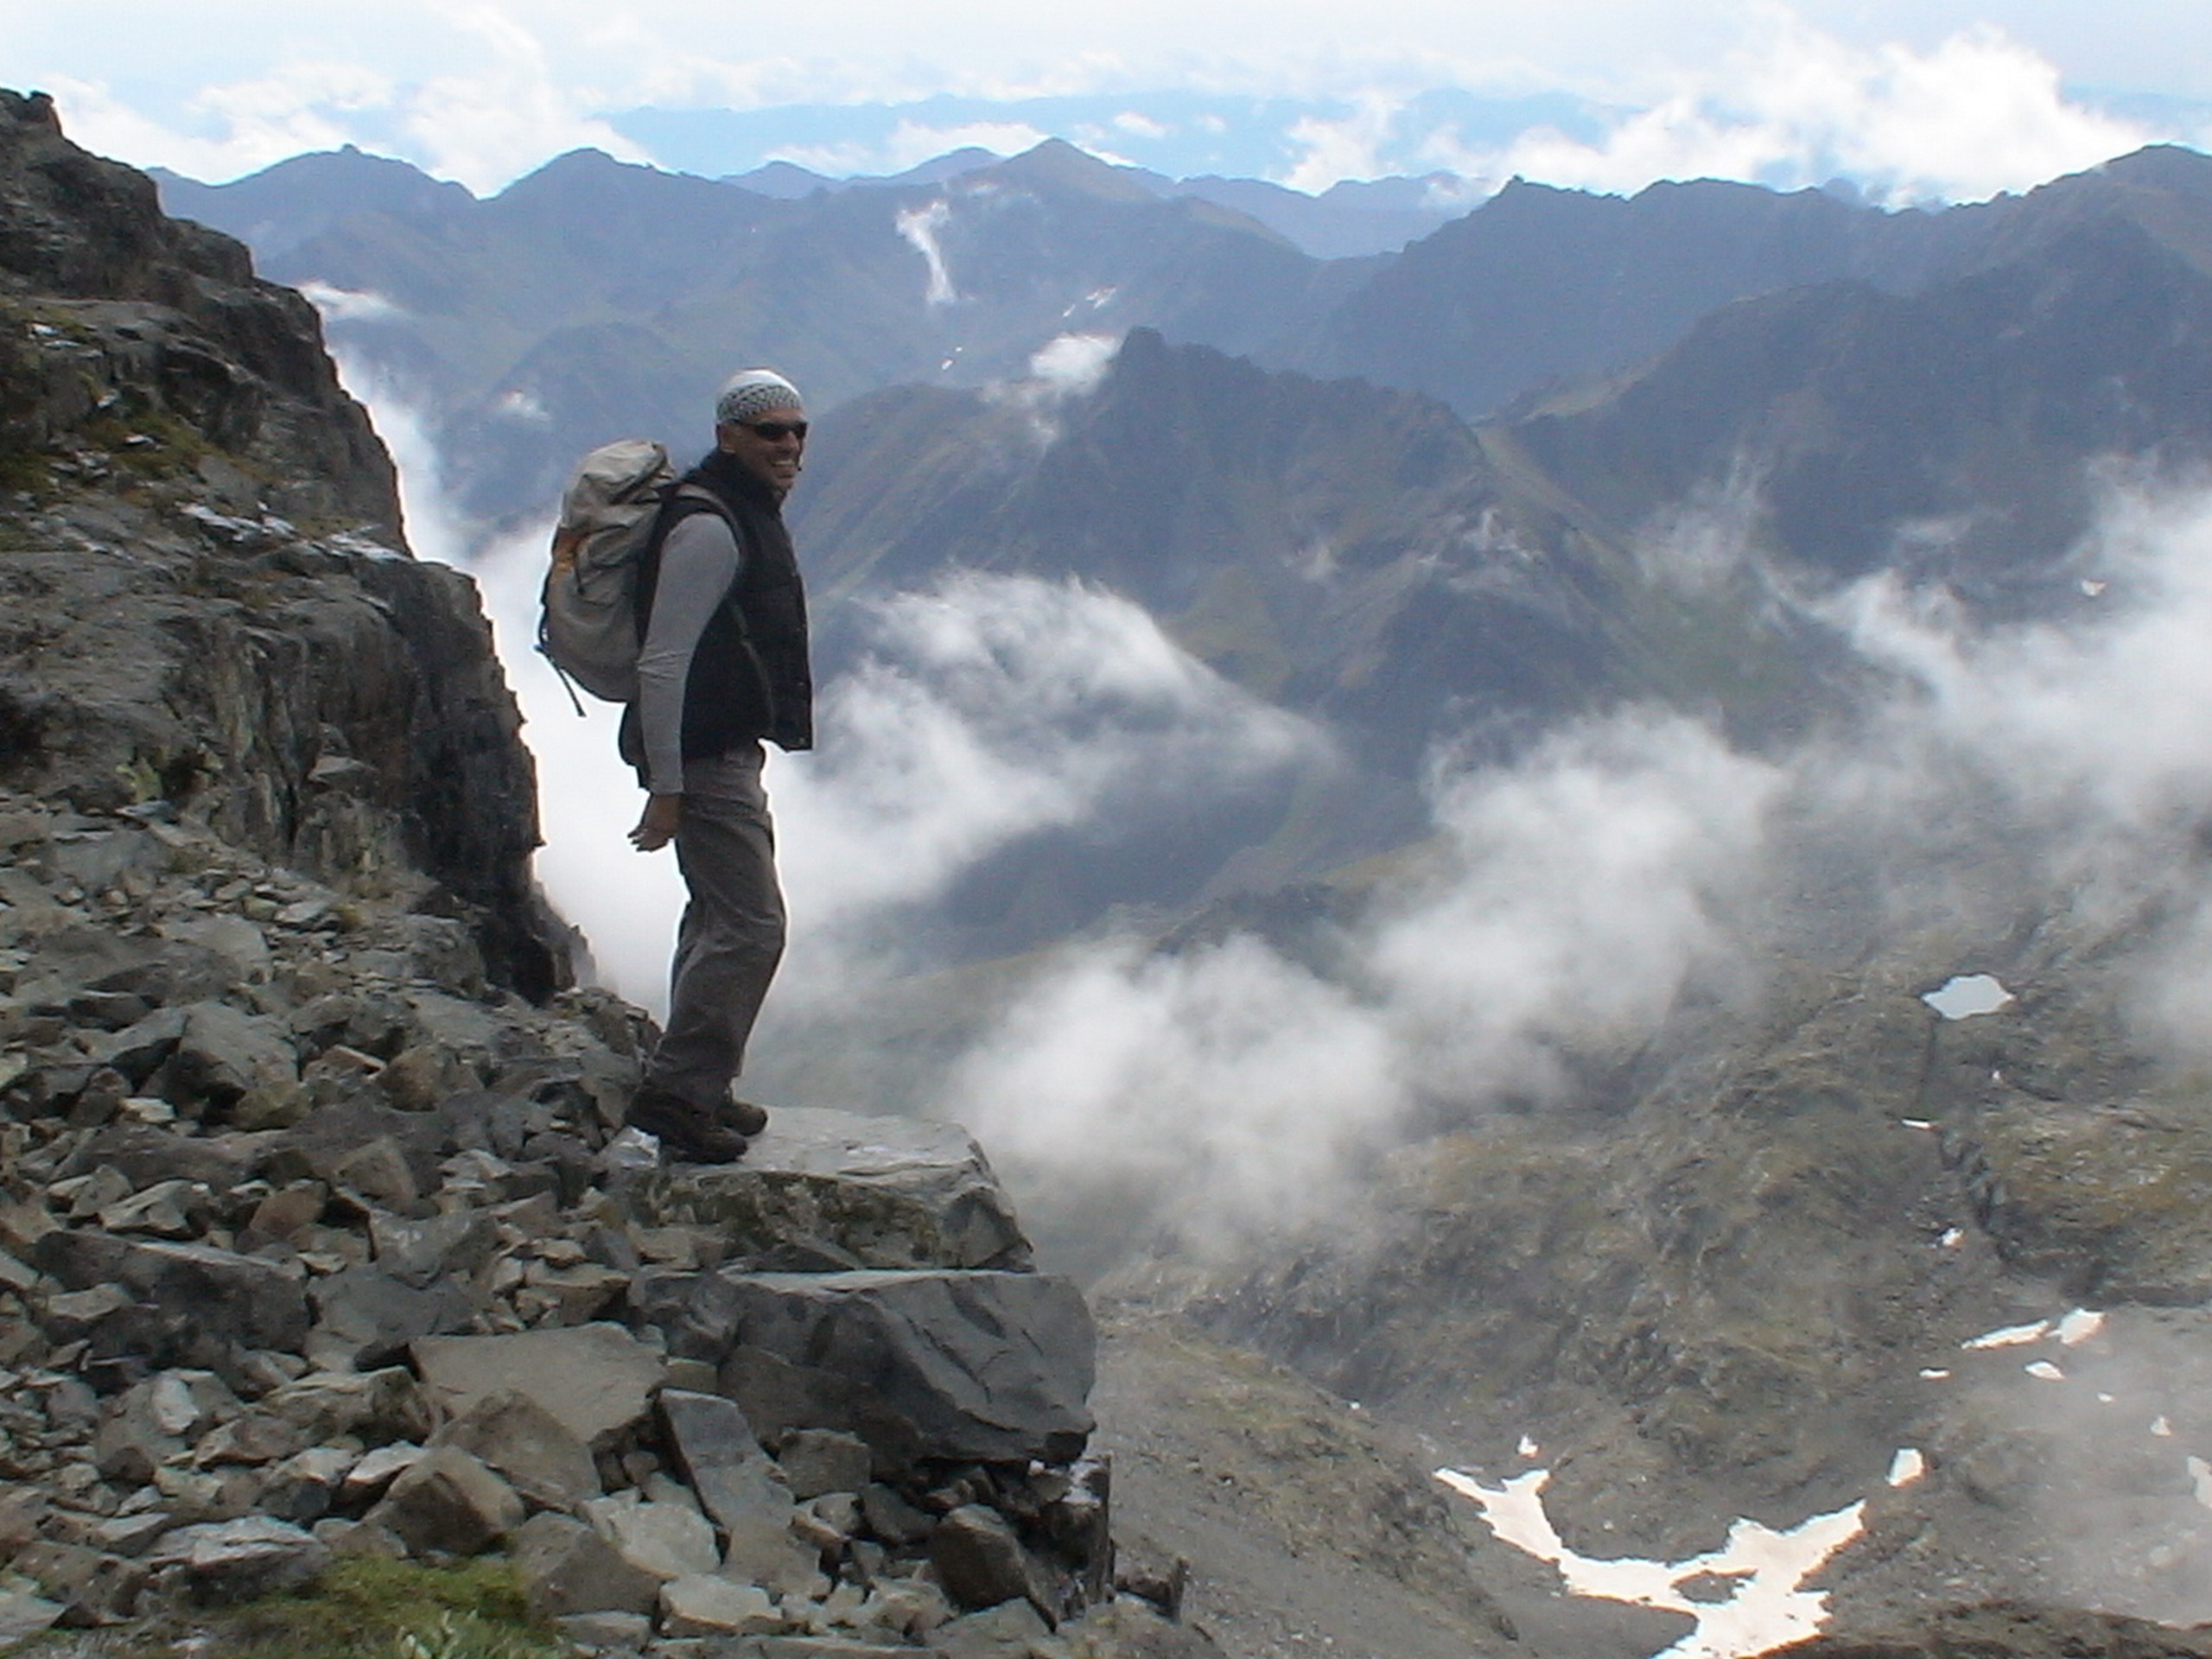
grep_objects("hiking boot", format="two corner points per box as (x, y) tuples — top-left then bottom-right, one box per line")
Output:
(626, 1085), (747, 1164)
(724, 1095), (769, 1137)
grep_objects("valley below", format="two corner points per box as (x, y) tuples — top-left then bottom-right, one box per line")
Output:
(10, 79), (2212, 1659)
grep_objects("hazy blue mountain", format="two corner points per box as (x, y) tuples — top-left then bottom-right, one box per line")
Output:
(604, 86), (1616, 188)
(166, 140), (1349, 520)
(724, 148), (1006, 197)
(799, 168), (2212, 779)
(150, 144), (474, 257)
(1285, 174), (1949, 417)
(1160, 174), (1469, 257)
(1510, 209), (2212, 593)
(1288, 143), (2212, 421)
(798, 327), (1796, 775)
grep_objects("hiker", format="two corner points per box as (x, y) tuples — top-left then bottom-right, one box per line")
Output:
(620, 369), (814, 1162)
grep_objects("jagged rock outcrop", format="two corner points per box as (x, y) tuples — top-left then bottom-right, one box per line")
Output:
(0, 96), (1194, 1656)
(0, 779), (1197, 1655)
(0, 89), (565, 997)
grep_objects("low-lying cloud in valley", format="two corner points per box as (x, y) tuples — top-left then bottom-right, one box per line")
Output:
(944, 479), (2212, 1257)
(340, 353), (2212, 1288)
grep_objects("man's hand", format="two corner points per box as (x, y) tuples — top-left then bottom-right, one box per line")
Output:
(629, 792), (683, 851)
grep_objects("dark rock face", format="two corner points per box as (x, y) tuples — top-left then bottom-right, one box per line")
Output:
(678, 1268), (1098, 1467)
(0, 90), (395, 534)
(0, 89), (567, 997)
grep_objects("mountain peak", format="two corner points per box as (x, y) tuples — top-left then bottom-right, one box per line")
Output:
(984, 138), (1158, 203)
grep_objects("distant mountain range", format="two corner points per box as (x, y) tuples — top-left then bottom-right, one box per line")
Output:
(156, 137), (2212, 537)
(153, 137), (2212, 931)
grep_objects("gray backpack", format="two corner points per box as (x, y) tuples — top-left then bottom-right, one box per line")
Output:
(537, 439), (677, 705)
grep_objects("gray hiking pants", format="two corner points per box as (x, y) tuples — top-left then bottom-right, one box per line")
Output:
(643, 742), (786, 1107)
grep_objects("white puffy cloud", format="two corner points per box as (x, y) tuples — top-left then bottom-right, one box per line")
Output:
(944, 480), (2212, 1253)
(40, 67), (394, 182)
(298, 282), (407, 323)
(9, 2), (2198, 195)
(1278, 92), (1408, 191)
(773, 571), (1325, 938)
(1452, 15), (2156, 203)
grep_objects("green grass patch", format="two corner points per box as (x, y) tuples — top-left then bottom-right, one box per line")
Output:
(21, 1559), (568, 1659)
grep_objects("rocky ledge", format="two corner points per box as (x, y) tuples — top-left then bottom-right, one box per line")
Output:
(0, 783), (1214, 1659)
(1, 88), (565, 998)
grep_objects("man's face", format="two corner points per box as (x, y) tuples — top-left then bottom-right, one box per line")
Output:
(715, 404), (807, 496)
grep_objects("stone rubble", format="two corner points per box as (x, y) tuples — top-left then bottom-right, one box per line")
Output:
(0, 785), (1217, 1656)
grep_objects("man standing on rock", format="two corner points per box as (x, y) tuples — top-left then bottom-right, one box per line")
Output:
(620, 369), (814, 1163)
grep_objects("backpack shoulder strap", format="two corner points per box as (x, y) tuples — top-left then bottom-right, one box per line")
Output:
(633, 482), (748, 638)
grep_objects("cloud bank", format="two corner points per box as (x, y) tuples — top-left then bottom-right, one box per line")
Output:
(331, 336), (2212, 1288)
(940, 481), (2212, 1256)
(1439, 15), (2159, 204)
(14, 3), (2196, 199)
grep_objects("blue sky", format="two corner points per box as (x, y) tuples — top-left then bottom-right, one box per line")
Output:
(4, 0), (2207, 199)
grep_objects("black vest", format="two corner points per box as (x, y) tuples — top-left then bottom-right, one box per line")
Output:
(629, 449), (814, 766)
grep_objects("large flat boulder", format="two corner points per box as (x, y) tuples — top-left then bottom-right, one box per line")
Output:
(411, 1324), (665, 1452)
(632, 1109), (1031, 1271)
(683, 1269), (1094, 1467)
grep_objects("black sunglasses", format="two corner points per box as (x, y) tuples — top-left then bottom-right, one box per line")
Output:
(741, 419), (809, 442)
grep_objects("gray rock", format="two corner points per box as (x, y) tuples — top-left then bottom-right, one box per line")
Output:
(90, 1006), (188, 1085)
(927, 1599), (1066, 1658)
(92, 1370), (241, 1483)
(97, 1178), (211, 1238)
(307, 1262), (479, 1372)
(54, 1121), (263, 1193)
(264, 1367), (434, 1445)
(412, 1323), (665, 1452)
(432, 1388), (601, 1514)
(0, 1591), (65, 1646)
(371, 1210), (499, 1285)
(81, 1514), (171, 1560)
(688, 1270), (1095, 1467)
(144, 1515), (330, 1603)
(259, 1445), (359, 1523)
(553, 1610), (654, 1652)
(635, 1108), (1031, 1271)
(365, 1445), (524, 1556)
(34, 1230), (308, 1358)
(778, 1428), (874, 1500)
(10, 1539), (146, 1625)
(930, 1506), (1055, 1620)
(340, 1441), (426, 1503)
(1058, 1601), (1228, 1657)
(581, 1492), (720, 1581)
(508, 1511), (661, 1620)
(658, 1573), (780, 1637)
(859, 1484), (937, 1548)
(755, 1638), (930, 1658)
(658, 1390), (816, 1592)
(171, 1001), (297, 1103)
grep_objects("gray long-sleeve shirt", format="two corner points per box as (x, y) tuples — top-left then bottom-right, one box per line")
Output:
(634, 511), (742, 795)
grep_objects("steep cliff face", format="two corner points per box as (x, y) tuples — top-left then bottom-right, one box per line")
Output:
(0, 91), (566, 999)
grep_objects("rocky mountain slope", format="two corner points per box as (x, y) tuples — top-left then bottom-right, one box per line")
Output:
(74, 88), (2212, 1658)
(1, 89), (1497, 1659)
(0, 89), (565, 1000)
